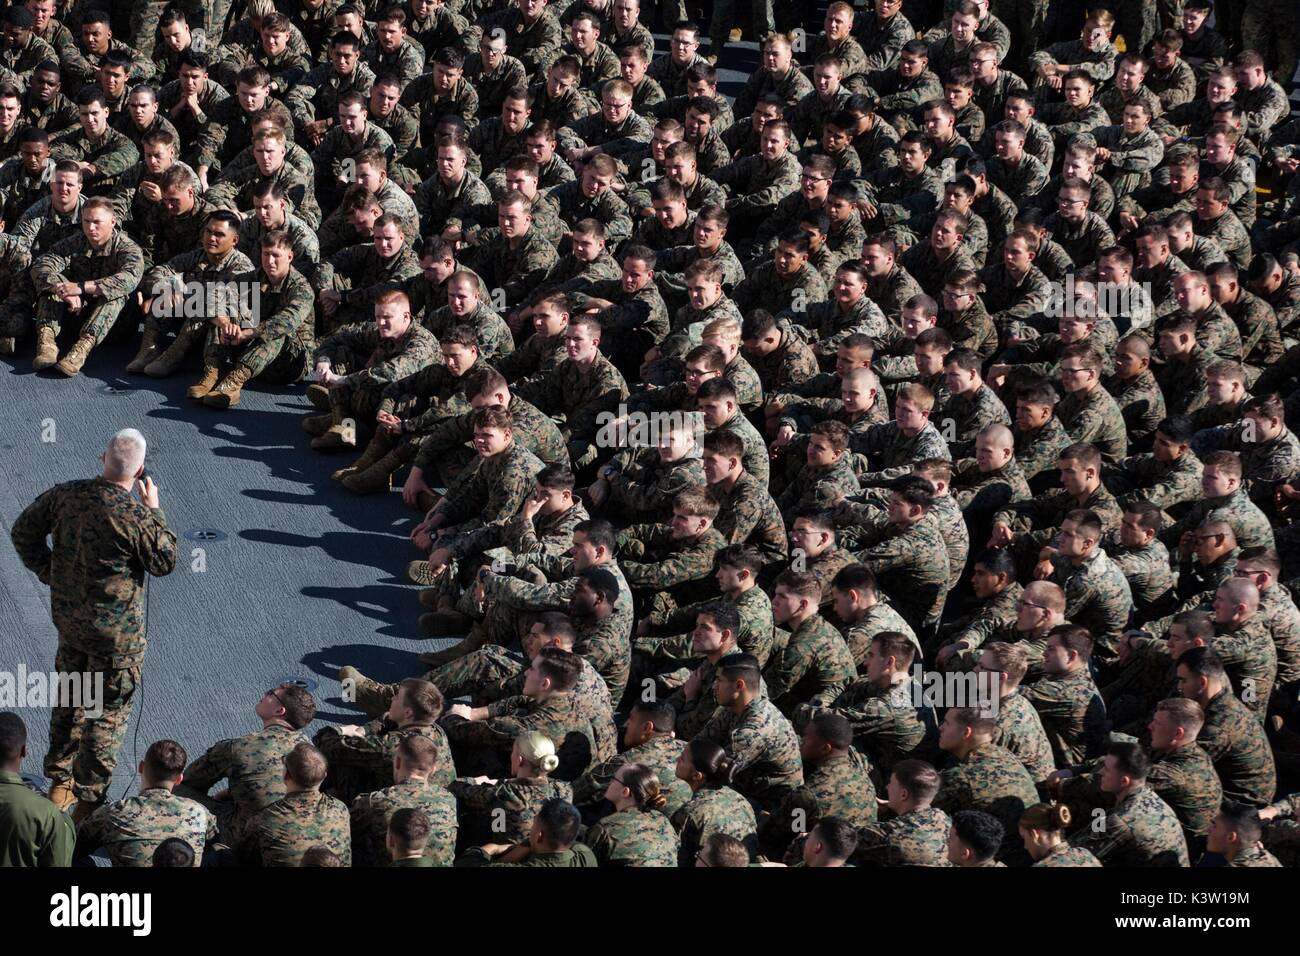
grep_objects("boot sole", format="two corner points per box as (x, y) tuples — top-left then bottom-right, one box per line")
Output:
(203, 394), (240, 408)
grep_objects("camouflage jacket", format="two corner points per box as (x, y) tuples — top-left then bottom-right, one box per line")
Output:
(239, 789), (352, 866)
(698, 696), (804, 811)
(585, 806), (681, 866)
(851, 421), (951, 486)
(994, 690), (1057, 784)
(30, 228), (146, 302)
(314, 321), (439, 390)
(572, 734), (690, 816)
(670, 784), (758, 867)
(1051, 548), (1134, 657)
(828, 677), (930, 779)
(711, 472), (788, 566)
(1197, 688), (1277, 807)
(349, 779), (458, 867)
(1021, 667), (1108, 766)
(1071, 785), (1189, 867)
(77, 788), (218, 867)
(765, 613), (858, 715)
(853, 806), (950, 866)
(11, 477), (176, 660)
(761, 748), (878, 860)
(933, 743), (1039, 858)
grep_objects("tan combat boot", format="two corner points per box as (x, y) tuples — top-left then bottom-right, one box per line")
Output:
(125, 326), (162, 374)
(332, 431), (392, 481)
(47, 779), (76, 811)
(33, 326), (59, 370)
(302, 412), (334, 436)
(341, 444), (408, 493)
(306, 383), (333, 410)
(408, 559), (441, 587)
(186, 365), (221, 399)
(54, 335), (95, 377)
(0, 336), (15, 355)
(338, 665), (393, 718)
(143, 325), (198, 378)
(417, 587), (443, 608)
(310, 409), (355, 451)
(204, 364), (252, 408)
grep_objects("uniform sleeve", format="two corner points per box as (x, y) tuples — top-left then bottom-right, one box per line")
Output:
(10, 488), (56, 582)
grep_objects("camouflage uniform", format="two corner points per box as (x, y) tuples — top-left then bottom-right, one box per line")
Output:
(464, 227), (559, 309)
(351, 780), (457, 868)
(697, 696), (804, 812)
(572, 734), (690, 817)
(933, 742), (1039, 860)
(1103, 371), (1167, 449)
(994, 483), (1123, 555)
(176, 723), (312, 847)
(585, 806), (680, 866)
(1071, 785), (1190, 866)
(711, 150), (802, 223)
(76, 788), (218, 867)
(826, 677), (930, 781)
(206, 156), (322, 229)
(1198, 687), (1277, 806)
(1033, 843), (1101, 866)
(671, 784), (758, 866)
(414, 395), (569, 483)
(835, 508), (950, 637)
(443, 690), (598, 781)
(284, 63), (377, 132)
(238, 789), (352, 866)
(31, 229), (147, 347)
(994, 690), (1057, 783)
(1051, 549), (1134, 660)
(450, 775), (572, 846)
(1165, 488), (1276, 553)
(853, 805), (951, 866)
(939, 583), (1023, 659)
(765, 614), (858, 716)
(760, 748), (878, 860)
(1214, 617), (1278, 719)
(310, 321), (439, 429)
(11, 479), (177, 806)
(49, 125), (141, 196)
(851, 421), (952, 487)
(314, 721), (455, 803)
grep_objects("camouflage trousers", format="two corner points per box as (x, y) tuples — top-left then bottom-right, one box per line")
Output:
(312, 727), (383, 804)
(0, 276), (38, 339)
(1264, 819), (1300, 865)
(324, 348), (391, 424)
(128, 0), (169, 57)
(428, 644), (526, 702)
(1115, 0), (1158, 56)
(35, 294), (128, 346)
(44, 645), (140, 805)
(1243, 0), (1299, 87)
(704, 0), (774, 51)
(990, 0), (1049, 67)
(203, 327), (312, 383)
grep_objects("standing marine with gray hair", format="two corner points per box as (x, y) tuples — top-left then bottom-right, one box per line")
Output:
(9, 428), (177, 823)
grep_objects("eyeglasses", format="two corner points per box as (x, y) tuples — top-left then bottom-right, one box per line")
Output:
(1059, 366), (1091, 377)
(1015, 599), (1047, 611)
(696, 851), (711, 866)
(1057, 198), (1086, 207)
